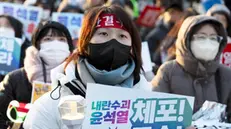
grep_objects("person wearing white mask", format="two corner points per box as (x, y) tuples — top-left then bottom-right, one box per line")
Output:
(152, 15), (231, 122)
(0, 21), (74, 128)
(0, 15), (31, 82)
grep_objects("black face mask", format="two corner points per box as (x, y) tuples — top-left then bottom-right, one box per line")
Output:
(87, 39), (131, 71)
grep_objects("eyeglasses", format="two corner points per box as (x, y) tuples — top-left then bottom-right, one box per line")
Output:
(193, 34), (223, 43)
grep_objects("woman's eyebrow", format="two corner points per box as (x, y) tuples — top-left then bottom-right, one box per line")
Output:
(196, 32), (207, 35)
(210, 34), (218, 36)
(44, 34), (54, 37)
(196, 32), (217, 36)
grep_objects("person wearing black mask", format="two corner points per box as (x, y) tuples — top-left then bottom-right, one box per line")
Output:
(23, 5), (152, 129)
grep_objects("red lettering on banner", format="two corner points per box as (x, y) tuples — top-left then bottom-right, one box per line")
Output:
(221, 43), (231, 68)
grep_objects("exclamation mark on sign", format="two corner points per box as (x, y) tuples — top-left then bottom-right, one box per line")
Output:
(178, 100), (185, 122)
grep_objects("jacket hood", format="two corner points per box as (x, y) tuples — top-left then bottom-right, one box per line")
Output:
(176, 15), (227, 77)
(207, 4), (231, 22)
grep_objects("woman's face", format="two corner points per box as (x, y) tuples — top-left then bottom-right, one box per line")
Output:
(0, 17), (15, 37)
(213, 13), (228, 29)
(40, 30), (68, 44)
(190, 24), (221, 61)
(90, 28), (132, 46)
(194, 24), (217, 36)
(0, 17), (13, 29)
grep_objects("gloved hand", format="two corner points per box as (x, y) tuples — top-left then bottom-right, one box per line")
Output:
(7, 100), (32, 123)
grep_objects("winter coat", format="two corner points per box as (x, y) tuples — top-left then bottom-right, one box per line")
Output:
(0, 68), (32, 128)
(152, 15), (231, 120)
(23, 61), (152, 129)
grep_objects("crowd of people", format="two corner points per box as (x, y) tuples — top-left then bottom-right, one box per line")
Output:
(0, 0), (231, 129)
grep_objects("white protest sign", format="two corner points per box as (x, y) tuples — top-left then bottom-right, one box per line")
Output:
(52, 12), (84, 39)
(142, 41), (152, 72)
(83, 84), (194, 129)
(0, 2), (43, 39)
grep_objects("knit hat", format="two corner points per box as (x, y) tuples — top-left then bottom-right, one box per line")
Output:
(31, 21), (74, 52)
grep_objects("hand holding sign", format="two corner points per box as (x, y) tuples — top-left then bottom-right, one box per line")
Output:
(7, 100), (32, 123)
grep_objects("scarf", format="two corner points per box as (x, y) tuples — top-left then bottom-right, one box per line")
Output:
(60, 57), (135, 95)
(82, 58), (135, 87)
(24, 46), (58, 83)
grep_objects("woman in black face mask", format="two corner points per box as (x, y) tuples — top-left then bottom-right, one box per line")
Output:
(23, 5), (152, 129)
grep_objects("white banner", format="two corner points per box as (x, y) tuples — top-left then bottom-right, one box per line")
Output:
(0, 2), (43, 39)
(83, 84), (195, 129)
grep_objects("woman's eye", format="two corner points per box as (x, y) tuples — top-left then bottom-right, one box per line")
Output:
(99, 32), (108, 36)
(43, 37), (52, 41)
(120, 34), (127, 39)
(197, 36), (206, 40)
(210, 36), (218, 41)
(59, 38), (67, 42)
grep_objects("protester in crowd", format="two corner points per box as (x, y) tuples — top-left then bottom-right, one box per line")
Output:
(33, 0), (54, 20)
(0, 21), (74, 128)
(84, 0), (108, 10)
(110, 0), (133, 18)
(224, 0), (231, 16)
(155, 0), (184, 10)
(144, 4), (183, 65)
(207, 4), (231, 41)
(23, 5), (152, 129)
(152, 15), (231, 122)
(207, 4), (231, 67)
(57, 0), (84, 13)
(139, 1), (183, 41)
(153, 8), (198, 66)
(0, 15), (31, 82)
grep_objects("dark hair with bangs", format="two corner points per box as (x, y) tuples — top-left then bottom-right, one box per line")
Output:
(37, 28), (66, 42)
(189, 22), (222, 41)
(66, 5), (142, 82)
(32, 21), (74, 51)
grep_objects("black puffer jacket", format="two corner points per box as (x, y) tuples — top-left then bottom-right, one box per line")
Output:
(0, 21), (74, 129)
(0, 68), (32, 128)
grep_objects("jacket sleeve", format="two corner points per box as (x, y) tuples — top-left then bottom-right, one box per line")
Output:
(0, 74), (15, 125)
(151, 62), (172, 93)
(23, 93), (61, 129)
